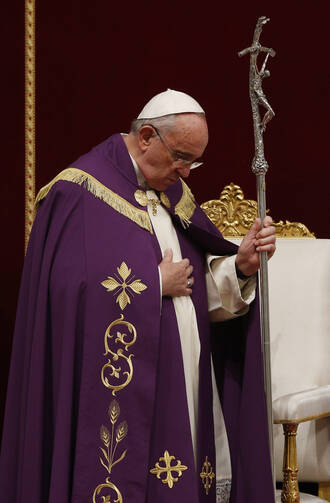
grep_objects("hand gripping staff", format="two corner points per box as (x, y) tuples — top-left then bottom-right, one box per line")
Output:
(238, 16), (276, 491)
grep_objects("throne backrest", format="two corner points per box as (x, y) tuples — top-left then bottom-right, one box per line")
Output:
(200, 182), (315, 238)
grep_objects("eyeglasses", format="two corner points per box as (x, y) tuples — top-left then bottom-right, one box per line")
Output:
(146, 124), (203, 170)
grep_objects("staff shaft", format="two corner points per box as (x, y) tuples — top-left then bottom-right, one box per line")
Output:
(257, 174), (275, 487)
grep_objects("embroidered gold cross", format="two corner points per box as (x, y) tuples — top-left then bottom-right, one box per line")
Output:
(200, 456), (215, 495)
(150, 450), (188, 488)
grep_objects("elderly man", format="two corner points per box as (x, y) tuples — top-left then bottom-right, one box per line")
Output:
(0, 90), (276, 503)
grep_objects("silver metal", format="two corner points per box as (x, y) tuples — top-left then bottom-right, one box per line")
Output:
(238, 16), (276, 492)
(187, 279), (192, 288)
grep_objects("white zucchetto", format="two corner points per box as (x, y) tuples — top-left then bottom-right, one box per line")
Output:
(137, 89), (205, 119)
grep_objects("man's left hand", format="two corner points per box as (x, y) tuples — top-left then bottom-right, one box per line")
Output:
(235, 216), (276, 277)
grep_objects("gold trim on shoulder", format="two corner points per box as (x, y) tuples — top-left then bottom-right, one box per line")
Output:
(201, 182), (315, 238)
(200, 456), (215, 495)
(150, 450), (188, 488)
(35, 167), (154, 234)
(160, 192), (171, 209)
(174, 179), (196, 228)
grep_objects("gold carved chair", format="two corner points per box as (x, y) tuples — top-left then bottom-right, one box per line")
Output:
(201, 183), (330, 503)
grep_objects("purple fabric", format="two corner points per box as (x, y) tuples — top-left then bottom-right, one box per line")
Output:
(0, 134), (274, 502)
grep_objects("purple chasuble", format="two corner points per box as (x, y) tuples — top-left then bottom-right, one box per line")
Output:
(0, 134), (274, 503)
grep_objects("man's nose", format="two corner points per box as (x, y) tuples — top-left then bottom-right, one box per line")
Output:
(176, 165), (190, 178)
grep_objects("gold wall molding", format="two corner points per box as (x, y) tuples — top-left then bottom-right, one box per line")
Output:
(25, 0), (36, 249)
(201, 183), (315, 238)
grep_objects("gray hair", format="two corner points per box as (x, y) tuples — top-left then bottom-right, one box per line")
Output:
(130, 114), (177, 135)
(130, 112), (205, 136)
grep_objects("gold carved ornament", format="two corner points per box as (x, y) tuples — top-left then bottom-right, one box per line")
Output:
(200, 183), (315, 238)
(25, 0), (36, 250)
(150, 450), (188, 488)
(200, 456), (215, 495)
(101, 261), (147, 311)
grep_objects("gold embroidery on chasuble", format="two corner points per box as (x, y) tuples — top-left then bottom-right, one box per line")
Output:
(200, 456), (215, 495)
(101, 261), (147, 311)
(174, 179), (196, 228)
(95, 263), (147, 500)
(35, 167), (153, 234)
(150, 450), (188, 488)
(100, 314), (137, 396)
(134, 189), (161, 216)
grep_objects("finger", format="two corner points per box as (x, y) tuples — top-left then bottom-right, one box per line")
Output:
(185, 265), (193, 277)
(256, 243), (276, 253)
(163, 248), (173, 262)
(255, 234), (276, 247)
(256, 226), (275, 239)
(181, 258), (190, 268)
(248, 218), (261, 236)
(263, 216), (273, 227)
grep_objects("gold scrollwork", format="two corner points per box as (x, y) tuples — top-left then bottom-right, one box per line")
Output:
(101, 314), (137, 395)
(101, 262), (147, 311)
(92, 478), (123, 503)
(150, 450), (188, 488)
(200, 456), (215, 495)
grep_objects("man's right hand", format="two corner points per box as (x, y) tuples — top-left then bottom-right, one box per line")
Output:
(159, 249), (194, 297)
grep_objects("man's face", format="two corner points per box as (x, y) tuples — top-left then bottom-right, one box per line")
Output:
(138, 114), (209, 191)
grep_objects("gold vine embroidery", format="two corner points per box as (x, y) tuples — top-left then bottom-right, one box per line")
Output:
(200, 456), (215, 495)
(35, 167), (153, 234)
(101, 314), (137, 396)
(174, 179), (196, 228)
(101, 262), (147, 311)
(150, 450), (188, 488)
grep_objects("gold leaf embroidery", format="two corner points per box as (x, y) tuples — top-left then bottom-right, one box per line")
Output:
(100, 425), (110, 447)
(117, 262), (131, 281)
(150, 450), (188, 489)
(101, 277), (121, 292)
(35, 167), (153, 234)
(117, 290), (130, 310)
(115, 421), (128, 443)
(101, 261), (147, 311)
(128, 279), (148, 294)
(109, 400), (120, 425)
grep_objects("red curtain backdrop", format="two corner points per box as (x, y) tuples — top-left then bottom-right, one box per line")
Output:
(1, 0), (329, 431)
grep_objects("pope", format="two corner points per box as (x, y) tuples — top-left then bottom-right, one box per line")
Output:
(0, 89), (276, 503)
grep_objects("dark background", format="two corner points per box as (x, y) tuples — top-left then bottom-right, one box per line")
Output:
(1, 0), (329, 447)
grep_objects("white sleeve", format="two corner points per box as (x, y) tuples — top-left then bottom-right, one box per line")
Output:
(206, 254), (256, 322)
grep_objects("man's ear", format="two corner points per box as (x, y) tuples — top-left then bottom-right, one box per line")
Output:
(138, 126), (154, 152)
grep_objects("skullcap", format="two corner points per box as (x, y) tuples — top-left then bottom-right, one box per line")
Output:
(137, 89), (204, 119)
